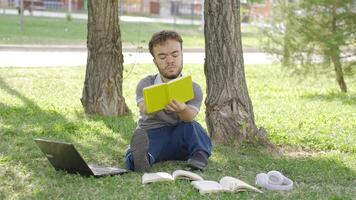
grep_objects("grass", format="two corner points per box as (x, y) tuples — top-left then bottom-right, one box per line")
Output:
(0, 64), (355, 199)
(0, 15), (262, 48)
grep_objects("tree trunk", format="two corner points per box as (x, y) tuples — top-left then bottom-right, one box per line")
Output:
(330, 49), (347, 93)
(204, 0), (276, 150)
(81, 0), (130, 116)
(330, 2), (347, 93)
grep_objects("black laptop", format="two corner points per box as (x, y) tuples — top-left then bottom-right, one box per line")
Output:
(34, 138), (127, 177)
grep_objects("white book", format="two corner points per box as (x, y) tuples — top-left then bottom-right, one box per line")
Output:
(191, 176), (263, 195)
(142, 170), (204, 184)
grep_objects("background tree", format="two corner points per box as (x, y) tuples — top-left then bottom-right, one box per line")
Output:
(81, 0), (130, 116)
(204, 0), (276, 150)
(263, 0), (356, 93)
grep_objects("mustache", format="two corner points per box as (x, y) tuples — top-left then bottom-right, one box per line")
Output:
(165, 65), (176, 69)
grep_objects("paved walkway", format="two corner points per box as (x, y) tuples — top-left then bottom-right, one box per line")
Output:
(0, 49), (277, 67)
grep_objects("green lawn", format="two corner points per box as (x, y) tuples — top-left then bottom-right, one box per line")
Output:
(0, 15), (261, 48)
(0, 64), (355, 199)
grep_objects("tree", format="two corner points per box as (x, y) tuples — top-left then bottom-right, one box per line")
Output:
(264, 0), (356, 93)
(204, 0), (276, 150)
(81, 0), (130, 116)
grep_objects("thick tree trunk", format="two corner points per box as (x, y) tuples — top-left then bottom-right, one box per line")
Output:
(81, 0), (130, 116)
(204, 0), (276, 150)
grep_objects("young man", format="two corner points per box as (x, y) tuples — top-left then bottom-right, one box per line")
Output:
(124, 30), (212, 172)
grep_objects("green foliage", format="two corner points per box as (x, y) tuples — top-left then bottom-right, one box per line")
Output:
(262, 0), (356, 91)
(0, 64), (355, 199)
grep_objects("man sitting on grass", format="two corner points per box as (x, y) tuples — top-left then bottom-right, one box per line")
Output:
(124, 30), (212, 172)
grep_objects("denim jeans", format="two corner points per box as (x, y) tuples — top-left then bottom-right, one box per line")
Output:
(125, 121), (212, 170)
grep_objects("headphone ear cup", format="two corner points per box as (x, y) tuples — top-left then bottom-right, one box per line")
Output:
(256, 171), (294, 191)
(255, 173), (268, 187)
(267, 170), (284, 185)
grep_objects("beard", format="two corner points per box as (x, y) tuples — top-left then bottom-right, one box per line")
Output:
(158, 65), (183, 80)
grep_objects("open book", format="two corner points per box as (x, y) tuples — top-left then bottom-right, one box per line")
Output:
(191, 176), (263, 194)
(143, 75), (194, 113)
(142, 170), (204, 184)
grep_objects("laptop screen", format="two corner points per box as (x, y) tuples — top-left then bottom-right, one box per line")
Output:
(35, 138), (94, 176)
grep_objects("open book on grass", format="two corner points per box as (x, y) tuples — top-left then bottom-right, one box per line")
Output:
(191, 176), (263, 194)
(142, 170), (204, 184)
(143, 75), (194, 113)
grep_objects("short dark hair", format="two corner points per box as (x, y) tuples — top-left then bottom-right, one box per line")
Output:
(148, 30), (183, 57)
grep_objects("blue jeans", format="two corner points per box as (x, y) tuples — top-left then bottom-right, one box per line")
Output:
(125, 121), (212, 170)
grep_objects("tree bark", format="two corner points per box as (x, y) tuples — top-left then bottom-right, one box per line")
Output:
(330, 1), (347, 93)
(330, 48), (347, 93)
(204, 0), (276, 151)
(81, 0), (130, 116)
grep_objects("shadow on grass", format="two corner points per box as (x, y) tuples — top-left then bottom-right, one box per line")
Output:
(0, 77), (135, 194)
(1, 77), (355, 199)
(301, 91), (356, 105)
(193, 146), (356, 200)
(85, 114), (137, 144)
(8, 145), (354, 200)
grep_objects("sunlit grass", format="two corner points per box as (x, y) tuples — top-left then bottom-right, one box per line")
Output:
(0, 64), (355, 199)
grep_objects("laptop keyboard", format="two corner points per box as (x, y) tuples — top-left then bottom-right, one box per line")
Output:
(89, 165), (125, 176)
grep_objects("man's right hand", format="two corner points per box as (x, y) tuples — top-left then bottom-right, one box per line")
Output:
(138, 101), (159, 115)
(138, 101), (146, 114)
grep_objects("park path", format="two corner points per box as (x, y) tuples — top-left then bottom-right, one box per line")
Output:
(0, 49), (276, 67)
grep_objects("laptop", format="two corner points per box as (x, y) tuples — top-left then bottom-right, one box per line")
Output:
(34, 138), (127, 177)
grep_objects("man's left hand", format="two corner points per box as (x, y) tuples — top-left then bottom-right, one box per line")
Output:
(165, 99), (187, 113)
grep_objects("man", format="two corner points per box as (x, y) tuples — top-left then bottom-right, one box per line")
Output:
(124, 30), (212, 172)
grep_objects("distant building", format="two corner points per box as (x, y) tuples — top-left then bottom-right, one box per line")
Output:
(121, 0), (203, 17)
(0, 0), (9, 7)
(249, 0), (273, 18)
(0, 0), (280, 22)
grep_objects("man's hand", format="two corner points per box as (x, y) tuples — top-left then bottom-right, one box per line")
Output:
(165, 99), (187, 113)
(165, 99), (197, 122)
(138, 101), (159, 116)
(139, 99), (198, 122)
(138, 101), (146, 114)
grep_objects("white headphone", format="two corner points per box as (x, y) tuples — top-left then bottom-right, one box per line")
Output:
(256, 170), (293, 191)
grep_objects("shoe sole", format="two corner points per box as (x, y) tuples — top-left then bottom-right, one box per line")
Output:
(187, 158), (208, 171)
(130, 129), (150, 172)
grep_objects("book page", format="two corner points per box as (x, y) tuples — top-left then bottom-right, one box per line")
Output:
(143, 83), (169, 113)
(166, 75), (194, 103)
(172, 170), (204, 181)
(219, 176), (263, 193)
(142, 172), (174, 184)
(191, 180), (227, 194)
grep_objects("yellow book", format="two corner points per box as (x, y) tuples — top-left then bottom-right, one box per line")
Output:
(143, 75), (194, 113)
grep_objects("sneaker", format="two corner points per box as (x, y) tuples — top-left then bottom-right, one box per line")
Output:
(187, 151), (209, 171)
(130, 128), (150, 172)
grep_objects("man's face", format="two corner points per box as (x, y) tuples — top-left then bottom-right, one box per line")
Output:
(153, 39), (183, 80)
